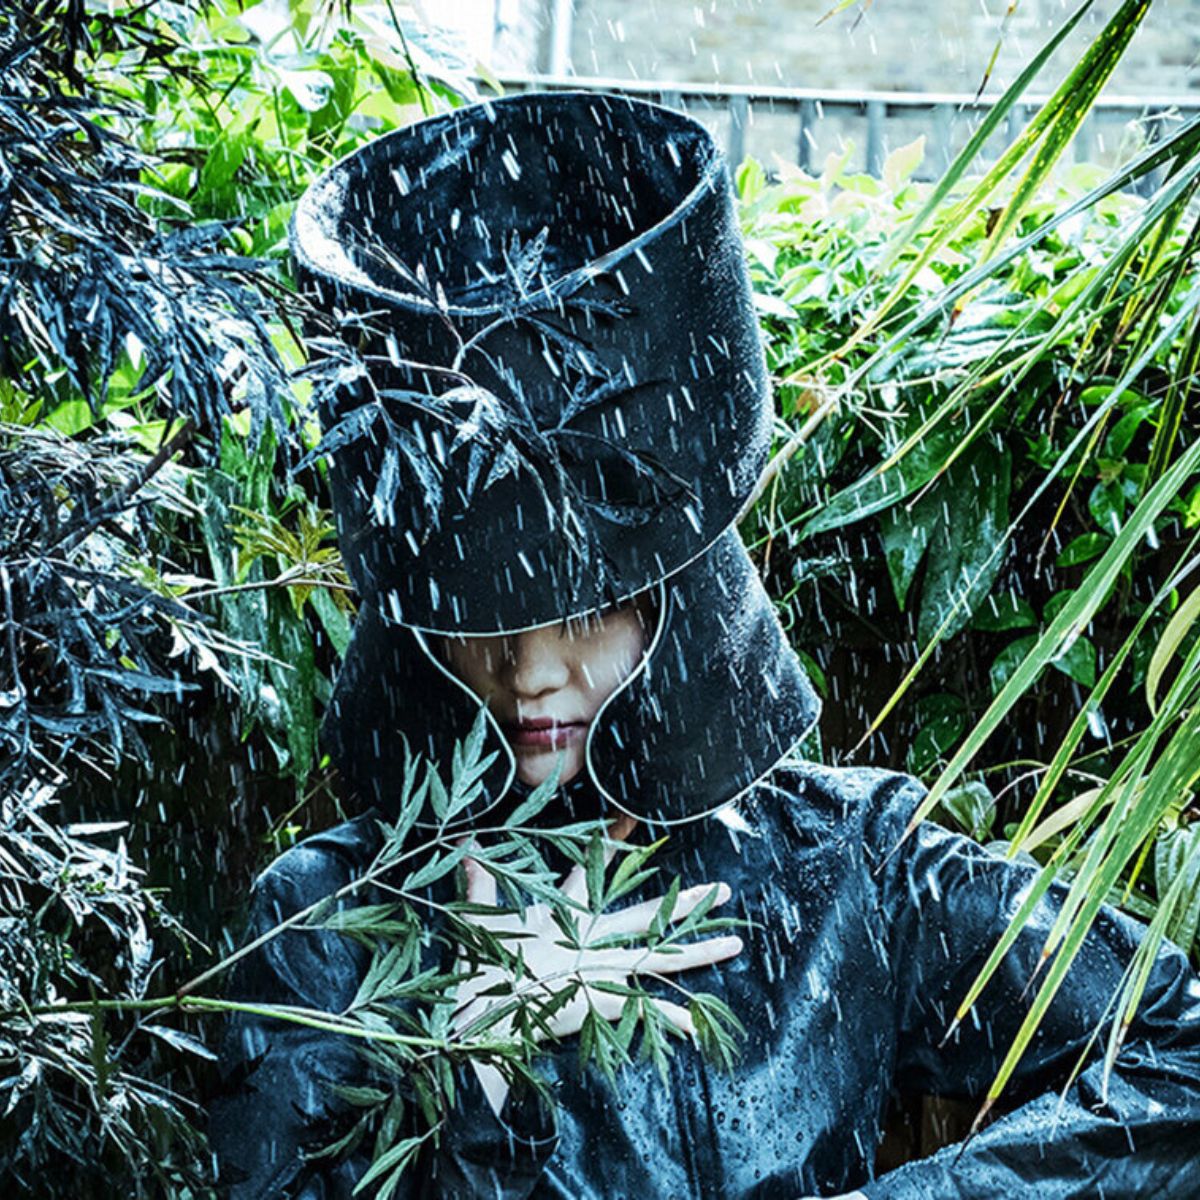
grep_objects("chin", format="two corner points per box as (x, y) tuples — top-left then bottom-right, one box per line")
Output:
(516, 750), (583, 788)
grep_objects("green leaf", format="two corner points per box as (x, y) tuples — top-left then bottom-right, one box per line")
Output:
(1088, 479), (1129, 535)
(353, 1134), (429, 1195)
(689, 992), (746, 1074)
(350, 943), (413, 1011)
(45, 399), (95, 435)
(197, 125), (251, 198)
(938, 781), (996, 842)
(377, 751), (427, 866)
(143, 1023), (218, 1062)
(882, 135), (925, 193)
(871, 0), (1104, 278)
(1154, 825), (1200, 957)
(1182, 483), (1200, 528)
(584, 832), (606, 912)
(265, 588), (318, 778)
(907, 693), (967, 775)
(911, 434), (1200, 836)
(878, 498), (931, 611)
(614, 995), (640, 1052)
(972, 593), (1038, 632)
(658, 883), (726, 946)
(916, 445), (1012, 644)
(634, 997), (673, 1081)
(1043, 590), (1075, 624)
(404, 842), (469, 892)
(1104, 405), (1153, 459)
(1005, 559), (1188, 857)
(1078, 385), (1147, 409)
(603, 838), (665, 908)
(506, 765), (561, 827)
(1146, 582), (1200, 713)
(577, 1009), (598, 1074)
(649, 877), (681, 940)
(1057, 532), (1111, 567)
(801, 424), (960, 537)
(310, 585), (352, 657)
(990, 635), (1040, 695)
(308, 902), (413, 942)
(428, 771), (449, 821)
(1050, 635), (1097, 687)
(330, 1085), (391, 1108)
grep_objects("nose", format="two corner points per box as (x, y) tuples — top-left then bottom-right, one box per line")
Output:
(504, 629), (571, 700)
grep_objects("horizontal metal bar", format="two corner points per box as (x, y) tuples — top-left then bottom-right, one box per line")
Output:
(489, 71), (1200, 114)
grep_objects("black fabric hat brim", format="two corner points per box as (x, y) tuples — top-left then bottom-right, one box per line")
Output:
(321, 527), (819, 825)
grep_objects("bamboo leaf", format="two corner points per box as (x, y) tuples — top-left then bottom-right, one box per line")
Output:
(899, 436), (1200, 837)
(584, 832), (606, 912)
(1146, 583), (1200, 713)
(649, 877), (681, 940)
(353, 1134), (429, 1195)
(1021, 787), (1108, 854)
(872, 0), (1102, 278)
(1005, 548), (1198, 855)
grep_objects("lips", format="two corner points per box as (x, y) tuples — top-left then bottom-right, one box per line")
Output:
(504, 718), (588, 749)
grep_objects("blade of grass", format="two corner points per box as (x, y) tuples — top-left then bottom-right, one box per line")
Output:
(978, 705), (1200, 1114)
(873, 0), (1103, 278)
(949, 632), (1200, 1036)
(1146, 583), (1200, 714)
(980, 0), (1152, 257)
(1101, 827), (1200, 1091)
(860, 290), (1200, 748)
(897, 435), (1200, 838)
(835, 0), (1145, 358)
(787, 111), (1200, 391)
(1006, 539), (1200, 854)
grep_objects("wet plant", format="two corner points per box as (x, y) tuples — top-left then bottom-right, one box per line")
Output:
(6, 0), (1199, 1185)
(0, 0), (440, 1188)
(1, 713), (746, 1197)
(742, 0), (1200, 1116)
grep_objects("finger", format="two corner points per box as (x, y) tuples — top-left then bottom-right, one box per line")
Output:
(596, 881), (731, 937)
(572, 992), (695, 1039)
(652, 998), (695, 1038)
(560, 812), (640, 903)
(617, 934), (744, 975)
(463, 852), (498, 907)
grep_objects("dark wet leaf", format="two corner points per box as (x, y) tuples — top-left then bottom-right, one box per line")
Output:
(917, 445), (1012, 644)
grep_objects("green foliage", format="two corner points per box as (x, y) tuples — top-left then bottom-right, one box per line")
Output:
(0, 779), (209, 1195)
(739, 0), (1200, 1113)
(215, 714), (744, 1195)
(0, 0), (470, 1191)
(8, 0), (1200, 1184)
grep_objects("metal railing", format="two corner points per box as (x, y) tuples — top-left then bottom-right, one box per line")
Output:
(489, 72), (1200, 191)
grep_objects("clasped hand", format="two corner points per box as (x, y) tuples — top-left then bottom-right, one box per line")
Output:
(450, 814), (743, 1114)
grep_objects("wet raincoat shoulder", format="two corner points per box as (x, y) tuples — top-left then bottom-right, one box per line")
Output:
(208, 761), (1200, 1198)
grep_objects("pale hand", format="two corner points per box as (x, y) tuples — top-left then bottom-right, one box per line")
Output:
(452, 814), (744, 1115)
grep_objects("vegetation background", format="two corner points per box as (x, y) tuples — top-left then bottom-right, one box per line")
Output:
(1, 0), (1197, 1192)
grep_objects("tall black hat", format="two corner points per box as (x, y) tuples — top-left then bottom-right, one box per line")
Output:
(292, 91), (819, 824)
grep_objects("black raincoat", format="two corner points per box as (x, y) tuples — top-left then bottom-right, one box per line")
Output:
(209, 758), (1200, 1198)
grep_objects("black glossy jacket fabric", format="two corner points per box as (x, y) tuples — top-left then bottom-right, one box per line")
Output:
(209, 762), (1200, 1198)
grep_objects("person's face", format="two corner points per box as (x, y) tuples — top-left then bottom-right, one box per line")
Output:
(437, 596), (653, 788)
